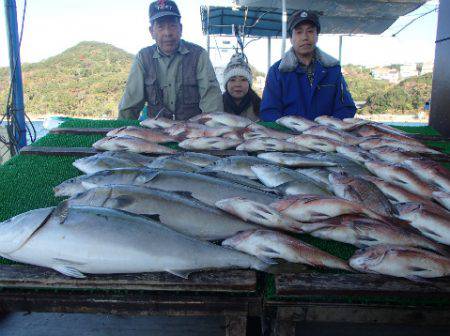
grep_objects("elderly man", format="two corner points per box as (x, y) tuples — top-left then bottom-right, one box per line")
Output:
(260, 11), (356, 121)
(118, 0), (223, 120)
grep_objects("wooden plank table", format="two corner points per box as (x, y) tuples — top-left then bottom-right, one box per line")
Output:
(263, 272), (450, 336)
(0, 265), (261, 335)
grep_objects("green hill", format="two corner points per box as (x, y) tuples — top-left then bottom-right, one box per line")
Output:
(343, 64), (392, 102)
(362, 73), (432, 114)
(0, 41), (133, 118)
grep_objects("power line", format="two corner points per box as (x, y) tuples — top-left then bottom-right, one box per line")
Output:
(392, 6), (438, 37)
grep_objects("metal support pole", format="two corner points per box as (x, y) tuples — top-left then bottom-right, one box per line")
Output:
(206, 6), (210, 56)
(4, 0), (27, 150)
(338, 35), (343, 64)
(281, 0), (287, 55)
(267, 36), (271, 71)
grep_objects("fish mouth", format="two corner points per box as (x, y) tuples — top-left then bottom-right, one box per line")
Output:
(350, 247), (386, 269)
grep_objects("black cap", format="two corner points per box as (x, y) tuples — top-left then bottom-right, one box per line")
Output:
(149, 0), (181, 23)
(288, 10), (321, 35)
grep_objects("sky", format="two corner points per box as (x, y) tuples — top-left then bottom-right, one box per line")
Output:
(0, 0), (440, 73)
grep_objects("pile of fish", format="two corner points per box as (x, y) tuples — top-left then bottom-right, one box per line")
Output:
(2, 112), (450, 283)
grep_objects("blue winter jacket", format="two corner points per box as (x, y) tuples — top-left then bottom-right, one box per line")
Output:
(260, 48), (356, 121)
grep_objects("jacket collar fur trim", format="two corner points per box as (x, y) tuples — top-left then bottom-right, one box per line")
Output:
(279, 47), (339, 72)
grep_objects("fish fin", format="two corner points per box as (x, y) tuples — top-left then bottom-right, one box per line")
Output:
(113, 144), (129, 151)
(53, 265), (86, 278)
(167, 269), (191, 279)
(421, 227), (443, 238)
(173, 191), (195, 199)
(142, 214), (161, 222)
(408, 266), (429, 272)
(81, 181), (98, 190)
(309, 211), (332, 220)
(53, 200), (70, 225)
(358, 235), (379, 243)
(111, 195), (136, 208)
(260, 246), (280, 256)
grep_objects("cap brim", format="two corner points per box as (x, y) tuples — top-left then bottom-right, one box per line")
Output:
(290, 18), (319, 32)
(150, 12), (181, 22)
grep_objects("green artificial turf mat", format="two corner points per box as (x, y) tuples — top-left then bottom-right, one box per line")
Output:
(59, 118), (139, 128)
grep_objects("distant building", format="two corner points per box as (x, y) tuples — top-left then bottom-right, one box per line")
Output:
(371, 67), (400, 83)
(399, 64), (419, 80)
(420, 62), (434, 75)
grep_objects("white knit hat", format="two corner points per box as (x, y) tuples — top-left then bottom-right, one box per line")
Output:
(223, 53), (253, 86)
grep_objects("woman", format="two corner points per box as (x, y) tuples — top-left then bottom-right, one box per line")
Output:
(222, 53), (261, 121)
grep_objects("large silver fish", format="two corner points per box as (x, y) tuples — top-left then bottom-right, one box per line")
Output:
(148, 156), (200, 173)
(171, 152), (220, 167)
(349, 245), (450, 281)
(251, 164), (330, 196)
(0, 205), (268, 278)
(199, 171), (275, 193)
(223, 229), (351, 271)
(55, 169), (278, 206)
(201, 156), (270, 179)
(66, 185), (258, 241)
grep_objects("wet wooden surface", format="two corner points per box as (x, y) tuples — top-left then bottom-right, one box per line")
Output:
(0, 265), (257, 293)
(50, 127), (113, 135)
(274, 273), (450, 297)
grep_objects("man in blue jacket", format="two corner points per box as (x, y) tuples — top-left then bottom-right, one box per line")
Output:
(260, 11), (356, 121)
